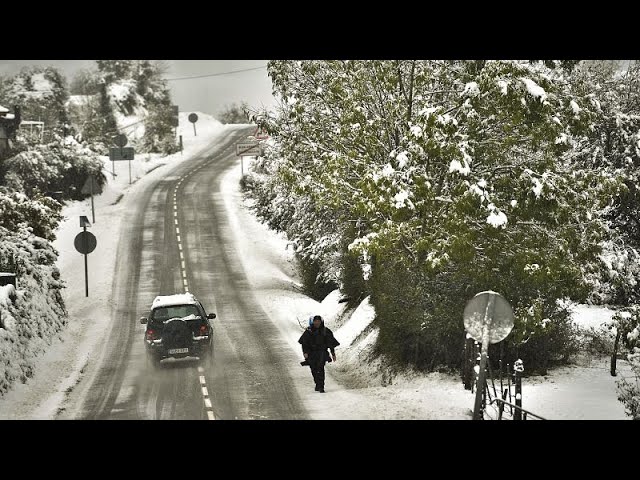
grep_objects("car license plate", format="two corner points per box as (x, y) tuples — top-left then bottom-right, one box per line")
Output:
(168, 348), (189, 354)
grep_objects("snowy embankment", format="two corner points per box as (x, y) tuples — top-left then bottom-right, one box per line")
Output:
(0, 112), (223, 418)
(0, 232), (66, 398)
(221, 158), (632, 420)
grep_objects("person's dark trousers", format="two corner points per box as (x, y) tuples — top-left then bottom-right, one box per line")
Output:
(308, 352), (325, 391)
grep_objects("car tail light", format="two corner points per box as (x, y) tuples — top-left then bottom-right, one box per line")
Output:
(146, 329), (155, 341)
(198, 325), (208, 336)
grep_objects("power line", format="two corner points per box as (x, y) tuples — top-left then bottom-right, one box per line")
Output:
(163, 65), (267, 81)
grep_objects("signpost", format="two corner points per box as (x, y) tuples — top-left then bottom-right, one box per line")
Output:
(188, 113), (198, 136)
(74, 216), (97, 297)
(235, 141), (262, 176)
(109, 144), (135, 185)
(171, 105), (179, 127)
(463, 290), (514, 420)
(252, 126), (269, 140)
(114, 134), (127, 148)
(109, 147), (134, 160)
(81, 175), (103, 224)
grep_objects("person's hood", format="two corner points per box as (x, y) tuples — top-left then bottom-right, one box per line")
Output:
(309, 316), (324, 329)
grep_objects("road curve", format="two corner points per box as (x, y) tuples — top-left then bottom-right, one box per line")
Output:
(63, 126), (308, 420)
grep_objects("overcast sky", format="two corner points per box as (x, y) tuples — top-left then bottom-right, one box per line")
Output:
(0, 60), (276, 117)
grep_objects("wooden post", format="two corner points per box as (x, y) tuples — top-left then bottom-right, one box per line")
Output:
(514, 360), (523, 420)
(611, 329), (621, 376)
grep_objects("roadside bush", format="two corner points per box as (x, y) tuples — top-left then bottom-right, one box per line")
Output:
(3, 137), (106, 201)
(614, 307), (640, 419)
(297, 254), (338, 302)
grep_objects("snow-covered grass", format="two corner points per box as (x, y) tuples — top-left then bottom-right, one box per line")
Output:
(0, 112), (224, 418)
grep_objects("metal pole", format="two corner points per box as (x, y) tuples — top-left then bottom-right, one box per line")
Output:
(90, 177), (95, 224)
(180, 135), (183, 155)
(112, 160), (115, 179)
(473, 341), (488, 420)
(193, 123), (197, 136)
(83, 226), (88, 297)
(129, 159), (132, 185)
(473, 293), (496, 421)
(241, 155), (244, 176)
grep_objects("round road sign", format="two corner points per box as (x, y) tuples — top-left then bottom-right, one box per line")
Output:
(188, 113), (199, 123)
(114, 134), (128, 147)
(463, 290), (514, 344)
(74, 231), (97, 255)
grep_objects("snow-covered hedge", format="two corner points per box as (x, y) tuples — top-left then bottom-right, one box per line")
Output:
(0, 190), (62, 242)
(613, 307), (640, 419)
(3, 136), (106, 201)
(0, 225), (66, 396)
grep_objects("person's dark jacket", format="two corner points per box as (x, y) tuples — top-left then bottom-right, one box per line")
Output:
(298, 320), (340, 364)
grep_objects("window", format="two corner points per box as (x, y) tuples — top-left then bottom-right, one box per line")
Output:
(151, 305), (201, 324)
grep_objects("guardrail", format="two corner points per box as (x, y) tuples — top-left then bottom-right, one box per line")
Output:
(488, 396), (546, 420)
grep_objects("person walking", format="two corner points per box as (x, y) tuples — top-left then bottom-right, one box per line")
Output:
(298, 315), (340, 393)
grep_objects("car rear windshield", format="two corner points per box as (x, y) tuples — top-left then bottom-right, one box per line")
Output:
(151, 305), (201, 322)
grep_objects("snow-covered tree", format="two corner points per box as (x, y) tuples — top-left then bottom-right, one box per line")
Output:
(249, 60), (624, 371)
(568, 60), (640, 305)
(218, 102), (250, 124)
(2, 66), (70, 139)
(3, 135), (106, 201)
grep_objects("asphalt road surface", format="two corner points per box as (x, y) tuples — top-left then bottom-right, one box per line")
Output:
(63, 126), (308, 420)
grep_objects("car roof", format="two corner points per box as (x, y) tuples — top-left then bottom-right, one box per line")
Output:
(151, 293), (199, 309)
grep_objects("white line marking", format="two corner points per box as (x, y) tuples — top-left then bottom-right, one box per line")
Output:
(175, 219), (178, 225)
(176, 227), (180, 234)
(207, 411), (215, 420)
(197, 366), (204, 373)
(174, 212), (178, 218)
(202, 386), (209, 396)
(181, 260), (186, 270)
(180, 251), (184, 260)
(204, 398), (212, 408)
(178, 244), (182, 251)
(199, 376), (206, 385)
(174, 205), (177, 210)
(177, 235), (181, 242)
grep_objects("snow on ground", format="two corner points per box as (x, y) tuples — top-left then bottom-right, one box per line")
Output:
(334, 296), (375, 347)
(522, 358), (632, 420)
(0, 113), (223, 419)
(221, 157), (633, 420)
(571, 304), (616, 330)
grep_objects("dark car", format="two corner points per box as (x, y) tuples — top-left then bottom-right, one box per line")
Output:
(140, 293), (216, 368)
